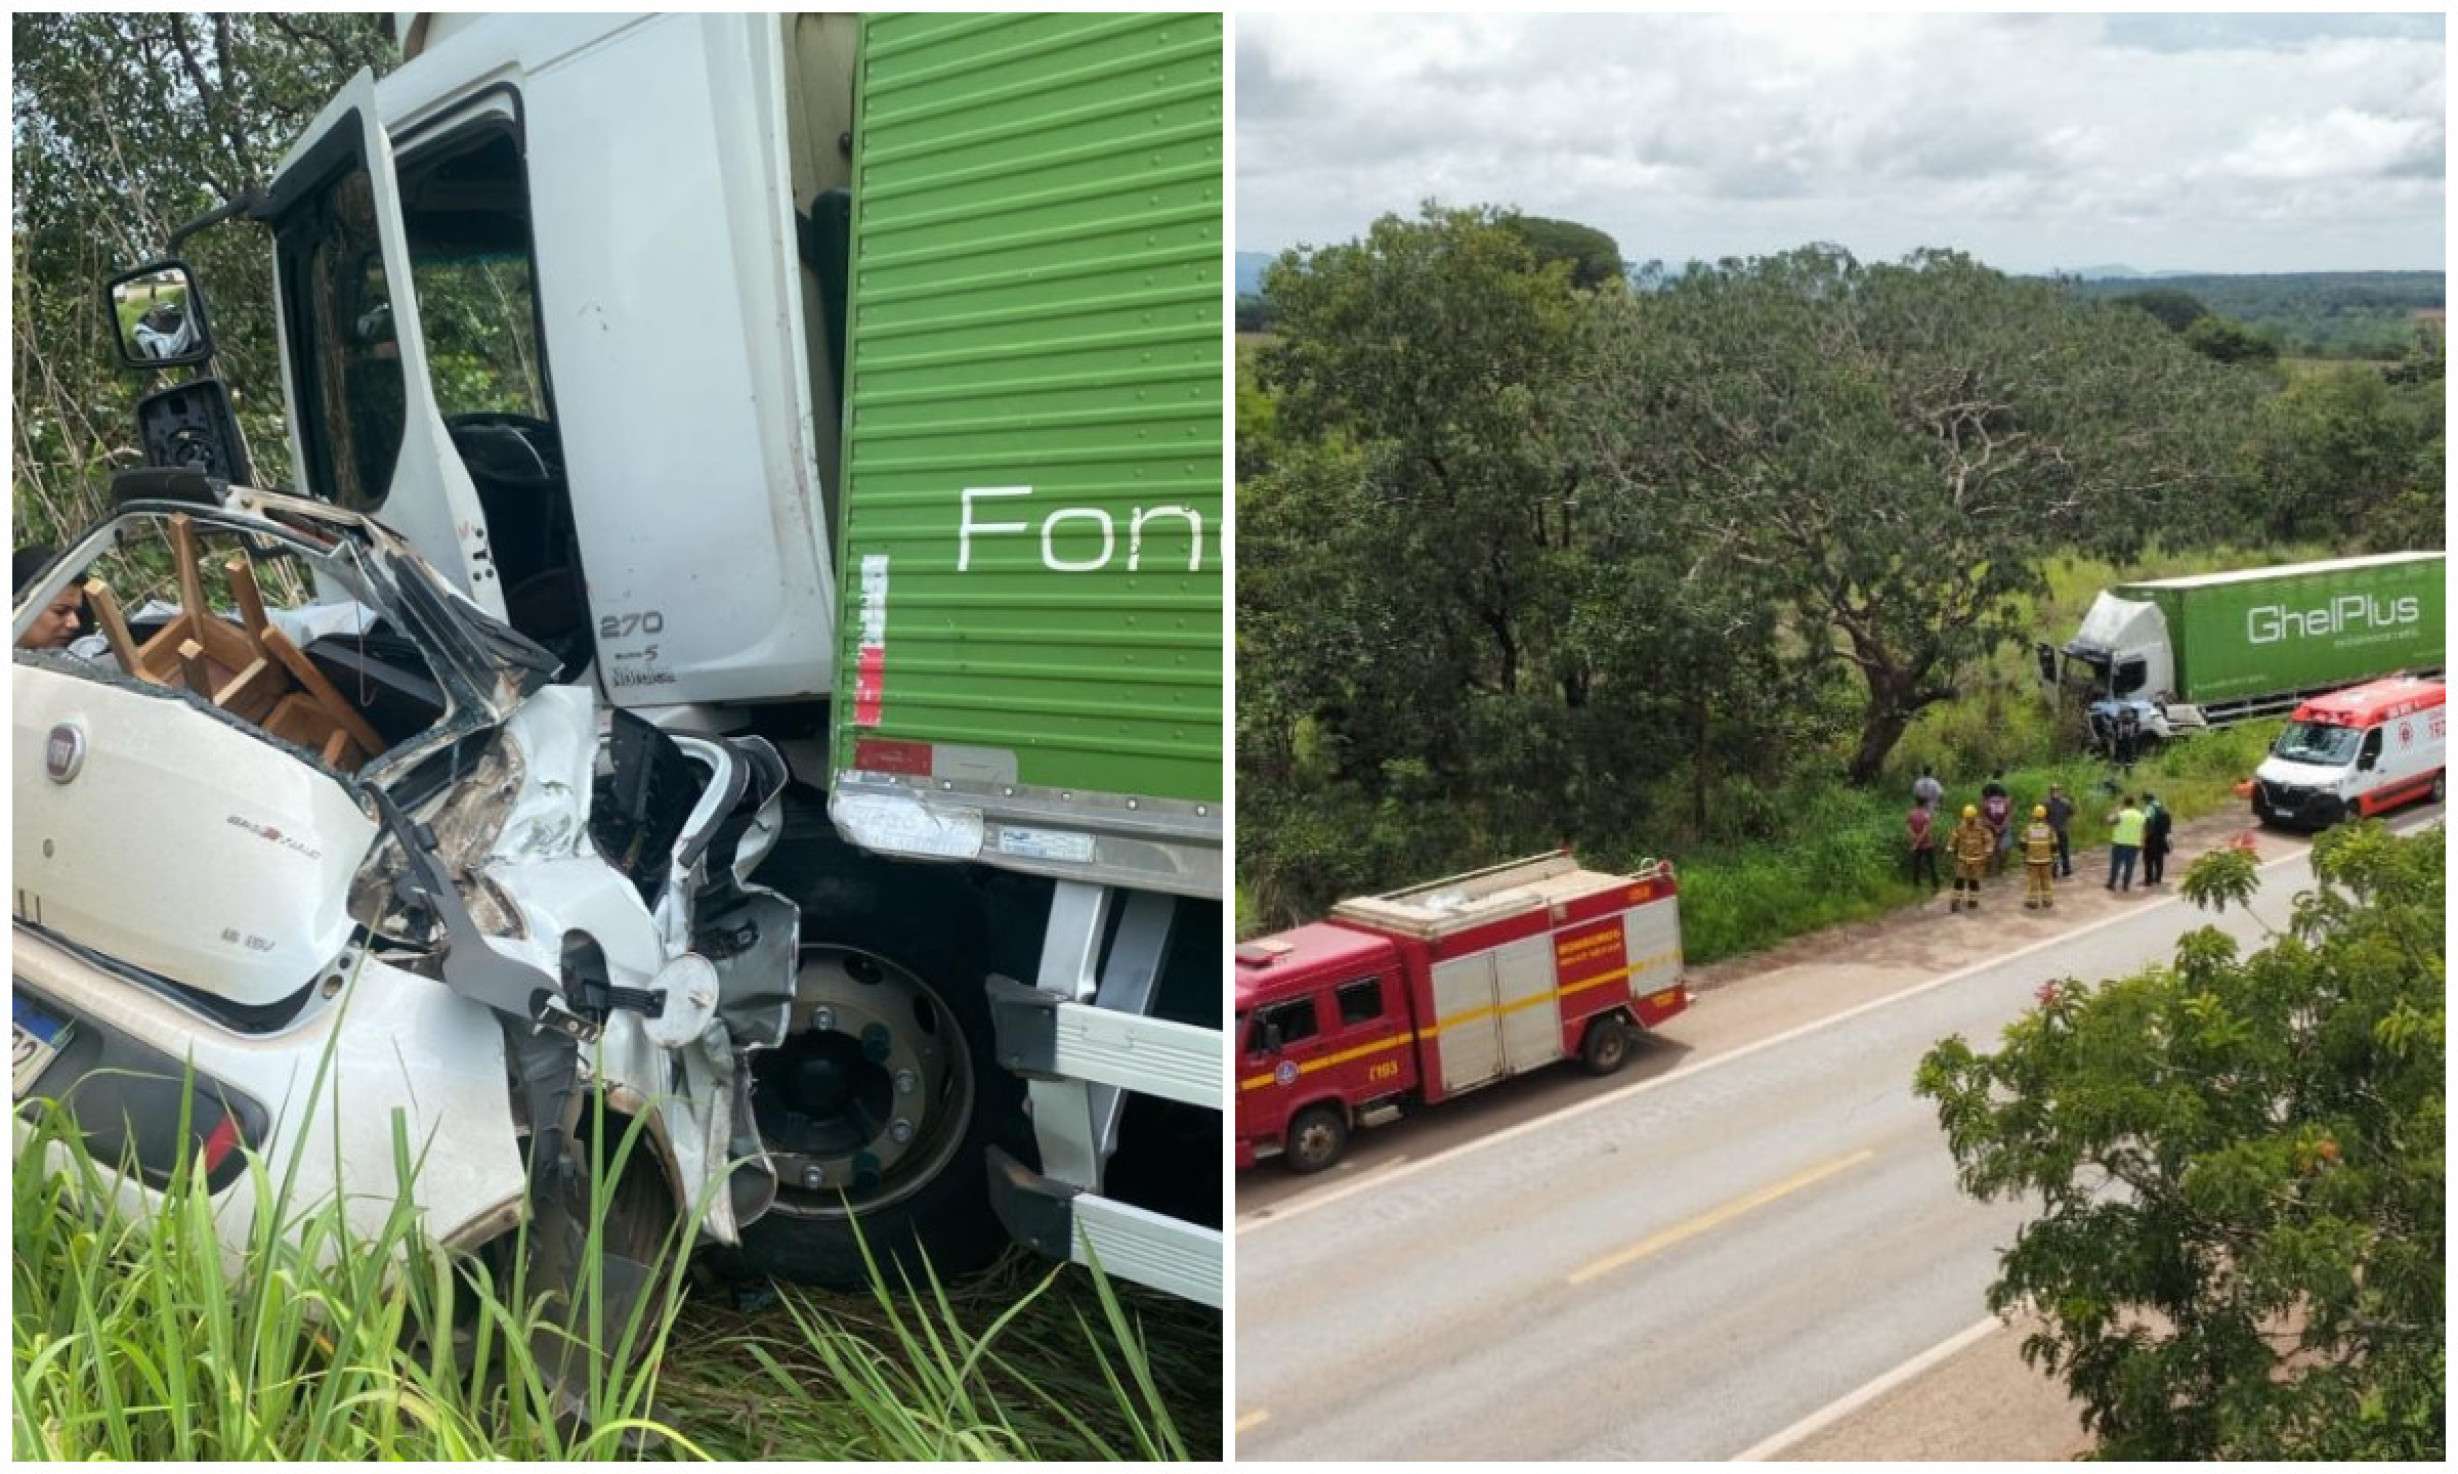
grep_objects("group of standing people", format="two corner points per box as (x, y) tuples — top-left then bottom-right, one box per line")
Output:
(2102, 792), (2173, 892)
(1905, 764), (2171, 914)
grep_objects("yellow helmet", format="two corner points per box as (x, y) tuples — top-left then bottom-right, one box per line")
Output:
(2032, 804), (2048, 819)
(1962, 804), (1978, 820)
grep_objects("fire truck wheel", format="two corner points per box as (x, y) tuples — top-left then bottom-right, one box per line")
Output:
(1579, 1014), (1633, 1076)
(1284, 1104), (1349, 1174)
(2433, 770), (2446, 805)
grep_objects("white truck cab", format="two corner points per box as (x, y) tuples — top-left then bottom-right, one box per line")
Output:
(2252, 676), (2447, 830)
(258, 13), (851, 709)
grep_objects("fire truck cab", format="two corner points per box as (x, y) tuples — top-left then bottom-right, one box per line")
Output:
(1236, 853), (1688, 1173)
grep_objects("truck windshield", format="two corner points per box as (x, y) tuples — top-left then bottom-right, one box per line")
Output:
(2272, 721), (2361, 767)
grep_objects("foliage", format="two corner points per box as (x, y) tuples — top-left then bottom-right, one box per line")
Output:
(2182, 313), (2281, 367)
(2235, 347), (2445, 552)
(2067, 271), (2444, 359)
(1571, 245), (2253, 782)
(11, 12), (397, 545)
(1499, 214), (1627, 291)
(2111, 286), (2210, 334)
(1917, 824), (2445, 1460)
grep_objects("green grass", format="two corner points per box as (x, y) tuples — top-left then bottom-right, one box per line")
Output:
(12, 1087), (1218, 1460)
(1637, 721), (2280, 966)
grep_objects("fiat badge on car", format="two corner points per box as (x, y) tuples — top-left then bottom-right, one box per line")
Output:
(44, 722), (85, 784)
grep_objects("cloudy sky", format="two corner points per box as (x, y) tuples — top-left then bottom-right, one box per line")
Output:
(1237, 11), (2446, 274)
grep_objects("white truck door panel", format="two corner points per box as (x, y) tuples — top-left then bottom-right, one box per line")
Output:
(516, 14), (836, 705)
(1432, 953), (1502, 1094)
(1491, 933), (1561, 1073)
(265, 71), (505, 618)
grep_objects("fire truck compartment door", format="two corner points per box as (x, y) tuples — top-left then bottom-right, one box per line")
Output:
(1622, 898), (1683, 998)
(1492, 933), (1561, 1073)
(1431, 953), (1503, 1094)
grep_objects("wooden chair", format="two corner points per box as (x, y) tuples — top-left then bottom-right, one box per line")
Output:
(82, 513), (385, 771)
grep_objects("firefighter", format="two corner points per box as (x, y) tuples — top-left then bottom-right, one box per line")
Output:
(2021, 803), (2058, 910)
(1947, 803), (1994, 913)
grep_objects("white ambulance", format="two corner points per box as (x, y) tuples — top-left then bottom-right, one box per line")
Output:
(2252, 676), (2446, 830)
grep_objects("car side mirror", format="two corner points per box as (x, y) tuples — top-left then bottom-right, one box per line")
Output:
(2358, 752), (2377, 772)
(106, 259), (215, 369)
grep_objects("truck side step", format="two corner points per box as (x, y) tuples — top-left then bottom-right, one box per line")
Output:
(987, 973), (1220, 1108)
(986, 1147), (1223, 1308)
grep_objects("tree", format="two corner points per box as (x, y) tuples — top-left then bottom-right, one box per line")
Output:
(1917, 824), (2445, 1460)
(2114, 286), (2212, 334)
(1570, 246), (2249, 783)
(1257, 204), (1580, 704)
(2237, 360), (2444, 551)
(1500, 214), (1627, 292)
(12, 13), (395, 543)
(2182, 313), (2281, 366)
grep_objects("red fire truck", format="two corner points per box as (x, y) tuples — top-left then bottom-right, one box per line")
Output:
(1235, 852), (1689, 1173)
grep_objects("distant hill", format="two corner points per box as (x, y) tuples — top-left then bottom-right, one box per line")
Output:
(2063, 263), (2209, 281)
(2069, 270), (2444, 357)
(1236, 251), (1274, 297)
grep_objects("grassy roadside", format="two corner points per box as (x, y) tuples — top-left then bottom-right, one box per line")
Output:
(1635, 722), (2278, 966)
(11, 1098), (1219, 1460)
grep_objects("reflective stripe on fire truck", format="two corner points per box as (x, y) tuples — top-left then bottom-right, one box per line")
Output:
(1237, 949), (1685, 1091)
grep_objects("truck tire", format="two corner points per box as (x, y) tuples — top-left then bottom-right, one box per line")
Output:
(718, 801), (1025, 1289)
(1283, 1104), (1348, 1175)
(1579, 1014), (1633, 1076)
(2433, 771), (2446, 806)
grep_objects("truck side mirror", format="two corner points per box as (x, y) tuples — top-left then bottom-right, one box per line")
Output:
(1261, 1020), (1285, 1054)
(106, 260), (216, 369)
(2358, 751), (2377, 772)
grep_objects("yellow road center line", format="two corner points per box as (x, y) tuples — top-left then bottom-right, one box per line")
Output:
(1235, 1409), (1271, 1434)
(1566, 1147), (1877, 1285)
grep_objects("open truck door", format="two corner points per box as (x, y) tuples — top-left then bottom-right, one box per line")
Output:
(259, 70), (505, 619)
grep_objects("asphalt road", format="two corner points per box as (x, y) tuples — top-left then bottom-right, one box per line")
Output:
(1234, 810), (2438, 1461)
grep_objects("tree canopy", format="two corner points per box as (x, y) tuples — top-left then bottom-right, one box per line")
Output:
(2113, 286), (2212, 334)
(1499, 214), (1627, 291)
(1572, 246), (2252, 781)
(1918, 824), (2445, 1459)
(11, 12), (395, 543)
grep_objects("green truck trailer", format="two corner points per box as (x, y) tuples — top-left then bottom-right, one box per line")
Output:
(824, 12), (1224, 1301)
(828, 11), (1223, 899)
(2039, 551), (2446, 731)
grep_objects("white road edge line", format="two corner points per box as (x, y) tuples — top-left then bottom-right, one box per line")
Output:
(1239, 815), (2434, 1235)
(1730, 1315), (2005, 1461)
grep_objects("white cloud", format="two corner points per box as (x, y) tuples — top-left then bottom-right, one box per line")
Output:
(1237, 12), (2446, 273)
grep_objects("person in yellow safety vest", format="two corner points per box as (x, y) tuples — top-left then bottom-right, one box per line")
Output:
(2021, 804), (2058, 910)
(1947, 803), (1995, 913)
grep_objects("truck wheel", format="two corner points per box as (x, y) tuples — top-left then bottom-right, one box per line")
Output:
(1579, 1014), (1633, 1076)
(2433, 771), (2446, 806)
(1284, 1104), (1348, 1174)
(720, 807), (1023, 1289)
